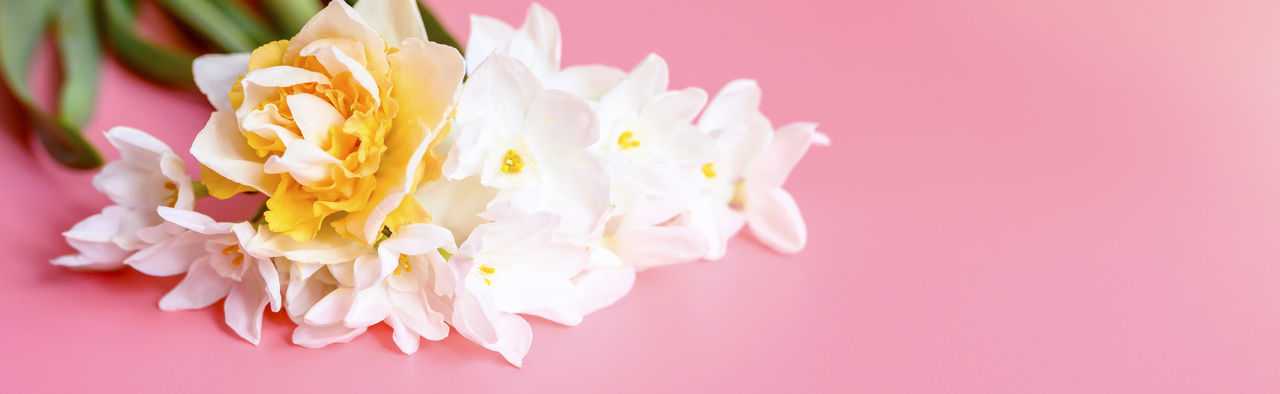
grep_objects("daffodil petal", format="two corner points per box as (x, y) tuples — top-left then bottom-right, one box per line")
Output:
(352, 0), (427, 47)
(193, 53), (250, 112)
(191, 111), (277, 195)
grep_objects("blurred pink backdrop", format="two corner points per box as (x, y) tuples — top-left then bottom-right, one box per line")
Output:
(4, 0), (1280, 392)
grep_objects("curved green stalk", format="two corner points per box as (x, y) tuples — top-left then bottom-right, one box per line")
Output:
(102, 0), (197, 87)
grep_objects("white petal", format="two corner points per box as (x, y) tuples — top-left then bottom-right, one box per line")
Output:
(98, 127), (189, 209)
(380, 223), (456, 256)
(415, 176), (496, 241)
(352, 253), (393, 291)
(223, 275), (270, 345)
(345, 287), (392, 328)
(524, 89), (600, 152)
(286, 93), (346, 144)
(353, 0), (427, 47)
(389, 290), (448, 340)
(615, 223), (708, 270)
(385, 312), (422, 354)
(256, 258), (282, 312)
(190, 111), (275, 195)
(548, 65), (625, 101)
(192, 53), (250, 112)
(236, 66), (330, 117)
(451, 289), (532, 367)
(159, 257), (234, 311)
(641, 87), (707, 131)
(456, 54), (543, 133)
(688, 198), (747, 261)
(746, 187), (807, 254)
(574, 263), (635, 316)
(698, 79), (763, 133)
(600, 54), (668, 113)
(262, 140), (341, 187)
(506, 3), (561, 79)
(247, 227), (369, 265)
(285, 0), (387, 73)
(304, 288), (356, 326)
(748, 122), (822, 188)
(156, 207), (233, 235)
(54, 206), (136, 270)
(464, 15), (515, 75)
(125, 230), (208, 277)
(292, 324), (367, 349)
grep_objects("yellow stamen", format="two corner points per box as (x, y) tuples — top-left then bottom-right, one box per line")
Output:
(478, 265), (496, 286)
(500, 149), (523, 174)
(161, 181), (179, 208)
(395, 255), (412, 275)
(617, 131), (641, 150)
(221, 244), (244, 266)
(701, 163), (717, 178)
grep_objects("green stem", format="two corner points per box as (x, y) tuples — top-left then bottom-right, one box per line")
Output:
(153, 0), (256, 53)
(101, 0), (197, 87)
(264, 0), (321, 37)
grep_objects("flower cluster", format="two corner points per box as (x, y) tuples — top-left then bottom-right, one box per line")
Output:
(54, 0), (827, 366)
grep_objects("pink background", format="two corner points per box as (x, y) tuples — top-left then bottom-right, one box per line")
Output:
(4, 0), (1280, 391)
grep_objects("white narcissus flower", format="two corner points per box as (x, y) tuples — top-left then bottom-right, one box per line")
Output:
(465, 3), (624, 100)
(190, 0), (464, 244)
(287, 224), (457, 354)
(125, 207), (281, 345)
(444, 53), (611, 237)
(593, 54), (713, 218)
(450, 212), (590, 367)
(688, 80), (830, 255)
(53, 127), (194, 271)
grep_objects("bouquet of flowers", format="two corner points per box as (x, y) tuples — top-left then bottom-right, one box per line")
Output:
(50, 0), (827, 366)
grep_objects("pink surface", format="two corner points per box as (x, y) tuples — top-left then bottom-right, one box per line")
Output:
(4, 0), (1280, 392)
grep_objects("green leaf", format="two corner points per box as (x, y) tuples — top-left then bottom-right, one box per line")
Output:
(56, 0), (101, 128)
(0, 0), (102, 169)
(154, 0), (256, 53)
(416, 1), (461, 54)
(102, 0), (197, 87)
(264, 0), (321, 37)
(208, 0), (279, 46)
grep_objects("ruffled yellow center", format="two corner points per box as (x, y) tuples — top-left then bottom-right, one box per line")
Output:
(209, 39), (441, 243)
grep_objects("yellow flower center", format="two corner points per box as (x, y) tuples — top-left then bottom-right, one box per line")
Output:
(478, 265), (496, 286)
(501, 149), (523, 174)
(221, 244), (245, 266)
(161, 181), (179, 208)
(617, 131), (641, 150)
(701, 163), (717, 179)
(394, 254), (413, 275)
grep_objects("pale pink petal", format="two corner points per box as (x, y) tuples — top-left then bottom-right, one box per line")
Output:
(746, 187), (807, 254)
(292, 324), (367, 349)
(125, 230), (208, 277)
(304, 288), (356, 326)
(223, 275), (270, 345)
(385, 312), (422, 354)
(344, 288), (392, 328)
(158, 257), (234, 311)
(615, 223), (708, 270)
